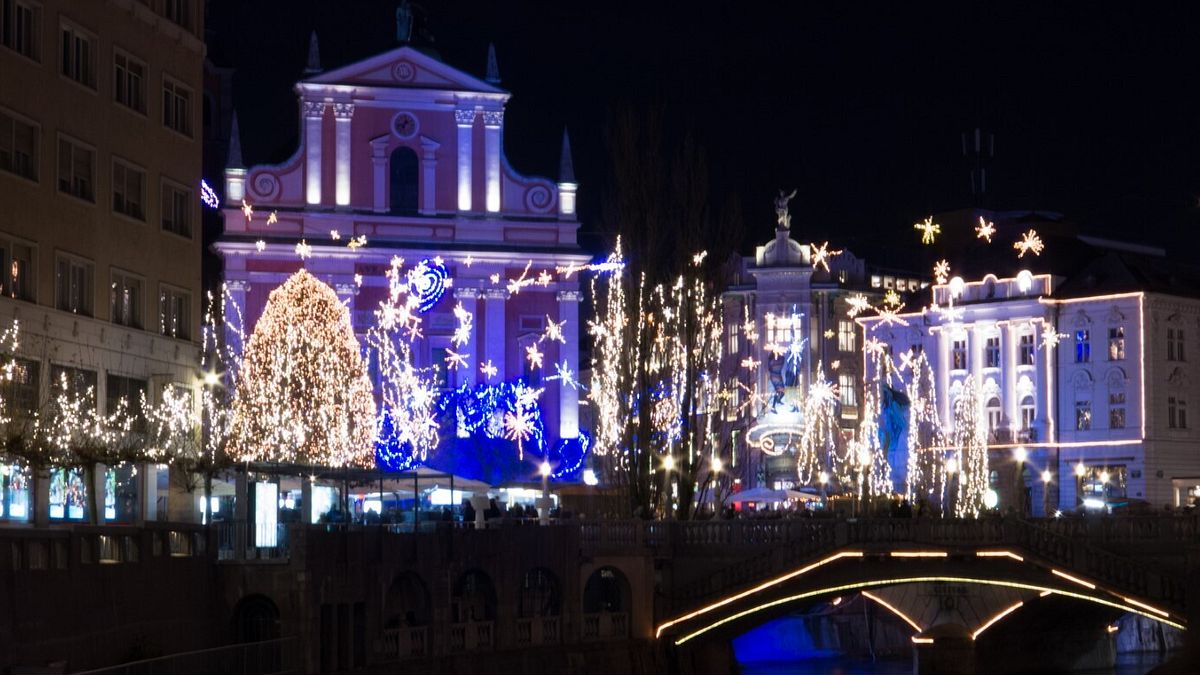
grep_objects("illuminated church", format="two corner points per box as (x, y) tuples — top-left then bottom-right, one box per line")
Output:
(216, 37), (589, 482)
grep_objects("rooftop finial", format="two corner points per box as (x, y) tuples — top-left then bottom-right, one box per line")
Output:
(227, 111), (244, 169)
(559, 128), (575, 184)
(304, 31), (321, 75)
(485, 43), (501, 84)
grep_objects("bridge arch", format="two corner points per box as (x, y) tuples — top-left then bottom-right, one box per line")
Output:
(452, 569), (497, 623)
(232, 593), (281, 643)
(519, 567), (562, 618)
(385, 571), (431, 628)
(584, 565), (632, 614)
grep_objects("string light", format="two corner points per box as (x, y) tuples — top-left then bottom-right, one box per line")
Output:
(266, 210), (278, 226)
(914, 216), (940, 245)
(1014, 229), (1045, 258)
(975, 217), (996, 243)
(810, 241), (842, 272)
(241, 199), (253, 221)
(200, 180), (219, 209)
(934, 259), (951, 285)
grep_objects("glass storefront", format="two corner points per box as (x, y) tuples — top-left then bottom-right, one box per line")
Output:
(1, 463), (30, 522)
(49, 467), (88, 521)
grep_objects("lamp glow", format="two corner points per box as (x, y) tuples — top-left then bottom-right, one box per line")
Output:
(1013, 446), (1027, 463)
(662, 455), (675, 472)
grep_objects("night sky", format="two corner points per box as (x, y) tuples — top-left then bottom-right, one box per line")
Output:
(207, 2), (1200, 266)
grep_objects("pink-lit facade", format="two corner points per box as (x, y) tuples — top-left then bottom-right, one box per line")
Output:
(216, 45), (588, 445)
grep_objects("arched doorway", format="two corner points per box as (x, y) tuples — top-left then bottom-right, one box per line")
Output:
(389, 147), (418, 215)
(582, 566), (631, 639)
(452, 569), (497, 623)
(385, 572), (431, 628)
(232, 594), (280, 643)
(518, 568), (561, 618)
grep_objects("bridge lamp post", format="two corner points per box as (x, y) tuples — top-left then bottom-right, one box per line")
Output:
(1074, 462), (1087, 508)
(944, 458), (959, 518)
(818, 471), (829, 510)
(538, 460), (552, 526)
(1013, 447), (1028, 517)
(1041, 469), (1053, 517)
(662, 455), (676, 519)
(710, 457), (723, 518)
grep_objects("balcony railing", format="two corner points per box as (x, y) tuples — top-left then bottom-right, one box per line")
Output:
(216, 522), (289, 562)
(447, 621), (494, 653)
(375, 626), (428, 660)
(514, 616), (561, 646)
(581, 612), (628, 641)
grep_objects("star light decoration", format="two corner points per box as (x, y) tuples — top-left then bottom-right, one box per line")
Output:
(1013, 229), (1045, 258)
(975, 217), (996, 243)
(480, 360), (498, 380)
(525, 343), (544, 370)
(810, 241), (843, 273)
(266, 211), (278, 226)
(846, 294), (872, 318)
(240, 199), (253, 221)
(1040, 323), (1068, 350)
(914, 216), (941, 245)
(295, 240), (313, 260)
(347, 235), (367, 249)
(934, 259), (951, 285)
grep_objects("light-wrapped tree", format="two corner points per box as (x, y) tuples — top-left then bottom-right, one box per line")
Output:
(228, 269), (375, 468)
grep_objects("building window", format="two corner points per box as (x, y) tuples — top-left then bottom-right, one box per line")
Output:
(728, 325), (738, 355)
(0, 357), (38, 419)
(1169, 396), (1187, 429)
(1, 239), (34, 301)
(1108, 327), (1125, 361)
(1, 0), (40, 60)
(1075, 330), (1091, 363)
(1020, 396), (1035, 431)
(105, 374), (147, 429)
(162, 77), (193, 136)
(985, 336), (1001, 368)
(1019, 333), (1035, 366)
(158, 286), (190, 340)
(161, 180), (192, 237)
(55, 255), (93, 316)
(49, 364), (96, 408)
(838, 320), (856, 352)
(1075, 401), (1091, 431)
(429, 346), (450, 390)
(838, 373), (857, 408)
(389, 146), (419, 215)
(1109, 392), (1126, 430)
(110, 270), (142, 329)
(1167, 328), (1185, 362)
(57, 136), (94, 201)
(986, 397), (1002, 433)
(113, 50), (146, 113)
(112, 160), (145, 220)
(162, 0), (191, 29)
(0, 108), (38, 181)
(951, 339), (967, 370)
(60, 22), (95, 88)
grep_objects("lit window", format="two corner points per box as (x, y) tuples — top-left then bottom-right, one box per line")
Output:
(58, 136), (94, 202)
(1109, 392), (1126, 430)
(112, 160), (145, 221)
(1075, 401), (1091, 431)
(161, 180), (192, 237)
(113, 50), (146, 113)
(60, 22), (95, 88)
(1075, 330), (1090, 364)
(55, 255), (93, 316)
(1168, 328), (1185, 362)
(1019, 333), (1035, 366)
(952, 339), (967, 370)
(838, 373), (857, 408)
(985, 336), (1001, 368)
(1169, 396), (1187, 429)
(870, 275), (881, 288)
(0, 108), (38, 181)
(838, 320), (856, 352)
(986, 397), (1002, 432)
(158, 286), (190, 340)
(1020, 396), (1035, 430)
(110, 270), (143, 329)
(1, 0), (41, 61)
(1108, 327), (1125, 361)
(0, 238), (35, 302)
(162, 77), (193, 137)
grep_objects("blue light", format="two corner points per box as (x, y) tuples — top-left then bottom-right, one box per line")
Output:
(200, 180), (219, 209)
(549, 432), (590, 479)
(374, 408), (421, 472)
(410, 257), (449, 314)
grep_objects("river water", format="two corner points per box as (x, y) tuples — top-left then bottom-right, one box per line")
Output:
(739, 650), (1175, 675)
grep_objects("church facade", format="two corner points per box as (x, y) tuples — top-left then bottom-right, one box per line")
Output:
(216, 44), (589, 479)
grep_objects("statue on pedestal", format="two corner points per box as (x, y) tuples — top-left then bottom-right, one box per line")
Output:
(775, 189), (797, 230)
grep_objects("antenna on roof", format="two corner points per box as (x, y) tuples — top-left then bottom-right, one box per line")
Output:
(961, 127), (994, 205)
(304, 31), (321, 75)
(485, 43), (501, 85)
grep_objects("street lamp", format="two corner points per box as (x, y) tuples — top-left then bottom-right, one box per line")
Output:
(711, 456), (723, 474)
(1013, 447), (1027, 464)
(538, 460), (552, 525)
(1041, 469), (1053, 517)
(818, 471), (829, 510)
(662, 455), (675, 518)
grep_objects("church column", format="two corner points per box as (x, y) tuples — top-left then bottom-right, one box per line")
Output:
(224, 280), (249, 357)
(333, 103), (354, 207)
(371, 139), (388, 213)
(484, 288), (507, 381)
(455, 109), (476, 212)
(557, 290), (582, 439)
(1004, 323), (1019, 436)
(936, 328), (951, 427)
(483, 110), (503, 213)
(419, 137), (440, 214)
(304, 101), (326, 205)
(455, 287), (481, 385)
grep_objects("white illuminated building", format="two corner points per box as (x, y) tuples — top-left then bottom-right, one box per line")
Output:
(859, 239), (1200, 513)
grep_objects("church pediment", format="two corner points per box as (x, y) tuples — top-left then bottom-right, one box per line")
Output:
(304, 46), (507, 95)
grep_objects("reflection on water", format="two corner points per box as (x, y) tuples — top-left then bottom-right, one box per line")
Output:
(739, 650), (1175, 675)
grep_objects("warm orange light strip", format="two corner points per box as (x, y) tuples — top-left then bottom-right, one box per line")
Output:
(1138, 294), (1146, 440)
(1037, 292), (1144, 305)
(920, 438), (1142, 452)
(890, 551), (948, 558)
(972, 601), (1024, 640)
(862, 590), (923, 632)
(1039, 590), (1053, 597)
(1122, 596), (1170, 618)
(654, 551), (865, 638)
(975, 550), (1024, 562)
(911, 636), (934, 645)
(1052, 569), (1096, 590)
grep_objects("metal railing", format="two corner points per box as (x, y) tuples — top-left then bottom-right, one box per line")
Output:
(70, 637), (300, 675)
(215, 522), (289, 562)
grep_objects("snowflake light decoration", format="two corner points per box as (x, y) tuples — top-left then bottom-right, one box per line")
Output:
(542, 317), (566, 344)
(741, 356), (761, 370)
(295, 240), (313, 260)
(975, 217), (996, 243)
(809, 241), (843, 272)
(451, 302), (473, 347)
(255, 239), (266, 252)
(200, 180), (219, 209)
(1040, 323), (1068, 350)
(347, 235), (367, 249)
(241, 199), (253, 221)
(934, 259), (951, 285)
(525, 343), (544, 369)
(914, 216), (941, 245)
(548, 360), (581, 390)
(480, 360), (498, 380)
(444, 349), (469, 370)
(266, 210), (278, 226)
(1014, 229), (1045, 258)
(330, 230), (341, 240)
(846, 294), (872, 318)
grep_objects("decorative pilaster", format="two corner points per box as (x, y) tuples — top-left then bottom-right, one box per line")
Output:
(332, 103), (355, 207)
(303, 101), (326, 205)
(482, 110), (503, 213)
(936, 329), (951, 427)
(556, 289), (582, 439)
(1004, 323), (1019, 435)
(484, 287), (508, 381)
(419, 136), (440, 214)
(454, 109), (476, 212)
(370, 137), (389, 213)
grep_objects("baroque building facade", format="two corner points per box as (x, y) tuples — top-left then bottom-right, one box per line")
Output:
(859, 240), (1200, 514)
(216, 43), (588, 480)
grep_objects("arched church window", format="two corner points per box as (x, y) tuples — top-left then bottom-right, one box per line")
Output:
(389, 146), (419, 215)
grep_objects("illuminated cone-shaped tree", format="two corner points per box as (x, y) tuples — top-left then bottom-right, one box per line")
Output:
(905, 351), (946, 503)
(797, 367), (841, 488)
(951, 374), (989, 517)
(229, 270), (375, 468)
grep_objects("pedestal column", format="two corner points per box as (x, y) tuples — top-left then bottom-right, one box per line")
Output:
(304, 101), (325, 205)
(455, 288), (481, 386)
(454, 109), (476, 212)
(333, 103), (354, 207)
(482, 110), (503, 213)
(484, 288), (508, 381)
(556, 290), (581, 439)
